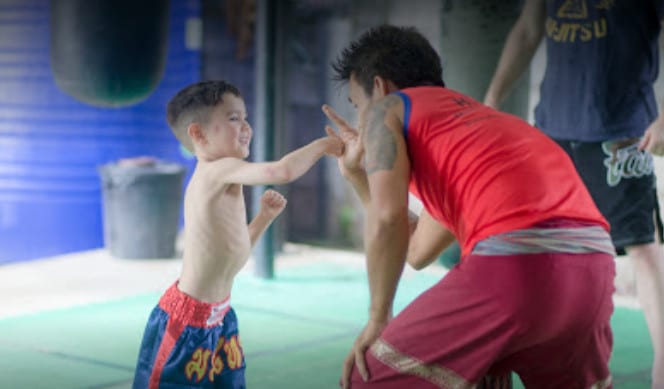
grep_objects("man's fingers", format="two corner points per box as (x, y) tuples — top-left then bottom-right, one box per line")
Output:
(333, 125), (360, 148)
(341, 351), (355, 389)
(322, 105), (361, 144)
(355, 347), (369, 382)
(323, 104), (352, 129)
(340, 129), (360, 143)
(326, 125), (340, 138)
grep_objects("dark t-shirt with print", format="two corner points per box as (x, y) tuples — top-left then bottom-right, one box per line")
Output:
(535, 0), (663, 141)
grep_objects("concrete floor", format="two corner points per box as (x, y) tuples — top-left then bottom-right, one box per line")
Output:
(0, 242), (639, 320)
(0, 243), (649, 389)
(0, 243), (350, 319)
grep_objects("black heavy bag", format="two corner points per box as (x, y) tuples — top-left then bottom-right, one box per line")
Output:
(50, 0), (170, 107)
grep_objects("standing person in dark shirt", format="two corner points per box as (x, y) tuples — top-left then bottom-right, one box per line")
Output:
(485, 1), (664, 386)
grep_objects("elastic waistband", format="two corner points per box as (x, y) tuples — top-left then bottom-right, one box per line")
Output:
(158, 282), (231, 328)
(472, 224), (616, 256)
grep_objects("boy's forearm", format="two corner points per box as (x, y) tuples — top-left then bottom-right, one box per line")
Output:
(248, 212), (274, 247)
(278, 139), (327, 183)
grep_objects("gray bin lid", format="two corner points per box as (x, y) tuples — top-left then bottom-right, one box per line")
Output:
(99, 157), (186, 186)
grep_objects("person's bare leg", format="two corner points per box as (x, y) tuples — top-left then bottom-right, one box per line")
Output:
(627, 242), (664, 388)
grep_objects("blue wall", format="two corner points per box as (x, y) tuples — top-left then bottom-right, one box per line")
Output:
(0, 0), (200, 264)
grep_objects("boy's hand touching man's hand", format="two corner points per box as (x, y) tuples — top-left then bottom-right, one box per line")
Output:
(320, 127), (345, 157)
(322, 104), (365, 177)
(260, 189), (287, 220)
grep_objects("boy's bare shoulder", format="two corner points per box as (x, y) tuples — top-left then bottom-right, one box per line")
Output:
(197, 157), (248, 183)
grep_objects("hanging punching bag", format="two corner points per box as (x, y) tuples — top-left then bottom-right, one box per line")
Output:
(50, 0), (170, 108)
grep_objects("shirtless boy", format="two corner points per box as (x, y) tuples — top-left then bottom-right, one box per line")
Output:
(132, 80), (343, 388)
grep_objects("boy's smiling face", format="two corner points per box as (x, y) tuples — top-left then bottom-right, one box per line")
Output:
(203, 93), (252, 160)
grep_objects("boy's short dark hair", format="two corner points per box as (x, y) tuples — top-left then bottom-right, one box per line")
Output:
(166, 80), (242, 152)
(331, 25), (445, 95)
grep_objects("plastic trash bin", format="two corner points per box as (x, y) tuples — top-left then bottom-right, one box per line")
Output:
(99, 157), (186, 259)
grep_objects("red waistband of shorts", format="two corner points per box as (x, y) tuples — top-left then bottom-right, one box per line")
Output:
(158, 282), (231, 328)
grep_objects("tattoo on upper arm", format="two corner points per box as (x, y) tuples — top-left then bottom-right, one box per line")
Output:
(364, 95), (401, 175)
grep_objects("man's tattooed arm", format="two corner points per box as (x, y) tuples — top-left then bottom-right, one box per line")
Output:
(364, 95), (403, 175)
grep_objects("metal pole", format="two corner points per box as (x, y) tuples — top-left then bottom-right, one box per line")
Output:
(252, 0), (277, 279)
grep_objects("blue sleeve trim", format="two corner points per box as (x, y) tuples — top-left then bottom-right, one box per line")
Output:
(393, 91), (411, 141)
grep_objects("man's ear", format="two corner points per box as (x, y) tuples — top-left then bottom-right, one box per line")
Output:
(187, 123), (206, 146)
(373, 75), (399, 97)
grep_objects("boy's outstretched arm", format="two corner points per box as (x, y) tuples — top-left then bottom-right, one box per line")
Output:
(248, 189), (286, 247)
(210, 134), (344, 186)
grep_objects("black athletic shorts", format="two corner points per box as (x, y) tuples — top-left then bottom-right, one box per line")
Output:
(554, 137), (663, 255)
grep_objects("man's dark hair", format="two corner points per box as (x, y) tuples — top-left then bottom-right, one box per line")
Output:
(332, 25), (445, 95)
(166, 80), (242, 152)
